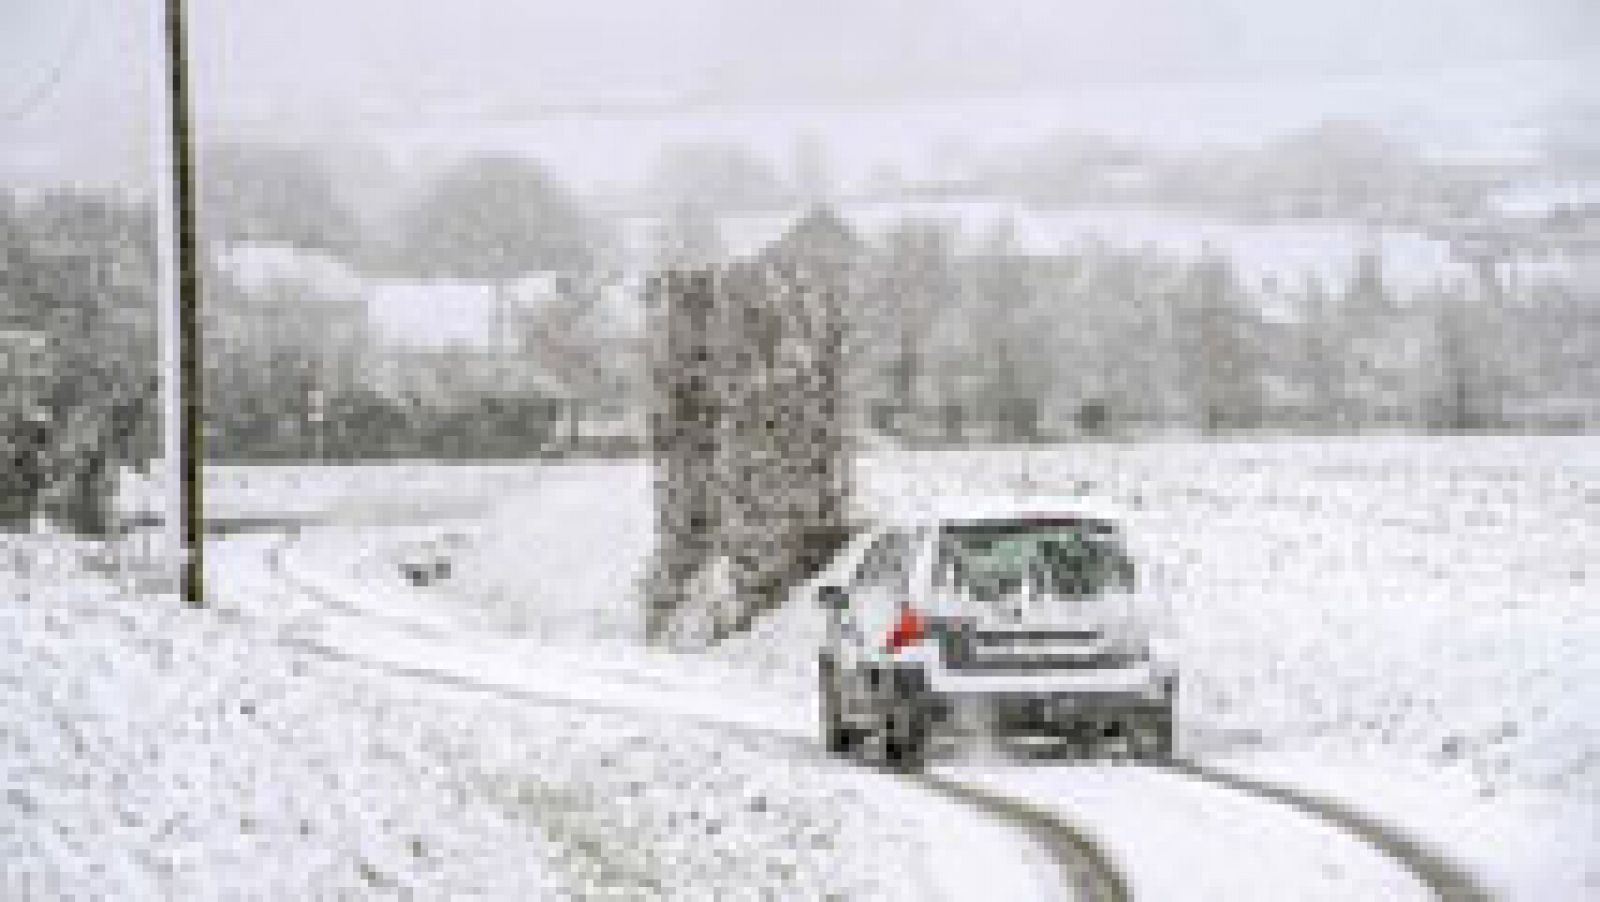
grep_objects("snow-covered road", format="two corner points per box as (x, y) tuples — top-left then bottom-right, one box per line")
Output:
(214, 456), (1518, 901)
(216, 533), (1079, 902)
(260, 531), (1443, 901)
(148, 527), (1070, 901)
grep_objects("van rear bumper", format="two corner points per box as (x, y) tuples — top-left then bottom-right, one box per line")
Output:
(926, 663), (1170, 696)
(920, 671), (1177, 740)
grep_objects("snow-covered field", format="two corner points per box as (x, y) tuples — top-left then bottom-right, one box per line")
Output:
(395, 440), (1600, 803)
(203, 462), (547, 523)
(9, 437), (1597, 898)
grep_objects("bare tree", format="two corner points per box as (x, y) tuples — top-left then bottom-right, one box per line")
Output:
(520, 276), (643, 443)
(393, 155), (594, 279)
(1293, 272), (1344, 429)
(854, 219), (958, 429)
(1172, 247), (1266, 431)
(645, 142), (788, 212)
(963, 219), (1046, 439)
(200, 141), (360, 253)
(1424, 276), (1510, 432)
(651, 202), (725, 271)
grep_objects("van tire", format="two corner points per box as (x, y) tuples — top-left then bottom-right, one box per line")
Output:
(1142, 710), (1175, 761)
(820, 668), (861, 756)
(883, 703), (929, 771)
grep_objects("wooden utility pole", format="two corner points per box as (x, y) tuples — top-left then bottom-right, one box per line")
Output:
(163, 0), (203, 604)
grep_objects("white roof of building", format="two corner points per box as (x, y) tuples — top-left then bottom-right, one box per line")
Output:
(363, 273), (576, 350)
(216, 243), (365, 298)
(367, 280), (501, 349)
(1490, 179), (1600, 218)
(216, 244), (620, 351)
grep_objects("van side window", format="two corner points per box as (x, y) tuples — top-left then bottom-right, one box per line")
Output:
(852, 531), (912, 592)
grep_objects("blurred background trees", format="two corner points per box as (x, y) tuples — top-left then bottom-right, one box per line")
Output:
(390, 155), (595, 279)
(0, 191), (157, 533)
(853, 219), (959, 426)
(644, 142), (789, 212)
(7, 111), (1593, 536)
(200, 141), (360, 253)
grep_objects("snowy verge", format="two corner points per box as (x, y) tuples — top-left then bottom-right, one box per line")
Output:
(3, 529), (1058, 901)
(266, 499), (1076, 900)
(2, 534), (569, 899)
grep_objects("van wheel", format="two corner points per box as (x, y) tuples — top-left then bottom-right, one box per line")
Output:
(1141, 712), (1175, 762)
(820, 670), (860, 756)
(883, 704), (929, 771)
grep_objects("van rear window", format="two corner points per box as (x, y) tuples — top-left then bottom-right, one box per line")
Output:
(936, 519), (1133, 601)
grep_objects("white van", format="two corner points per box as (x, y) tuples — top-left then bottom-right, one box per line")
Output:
(816, 497), (1177, 766)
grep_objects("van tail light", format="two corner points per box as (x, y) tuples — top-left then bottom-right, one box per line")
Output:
(883, 602), (925, 654)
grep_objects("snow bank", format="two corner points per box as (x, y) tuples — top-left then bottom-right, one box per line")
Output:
(1, 534), (566, 899)
(2, 531), (953, 900)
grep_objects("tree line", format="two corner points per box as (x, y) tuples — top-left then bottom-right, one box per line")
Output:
(845, 218), (1589, 440)
(1, 191), (158, 533)
(4, 136), (1593, 532)
(198, 142), (631, 461)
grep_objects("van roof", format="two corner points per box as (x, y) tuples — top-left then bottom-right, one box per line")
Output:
(874, 494), (1123, 529)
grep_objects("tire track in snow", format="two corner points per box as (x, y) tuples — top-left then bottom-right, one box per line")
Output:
(245, 532), (1125, 902)
(1162, 761), (1491, 902)
(916, 772), (1128, 902)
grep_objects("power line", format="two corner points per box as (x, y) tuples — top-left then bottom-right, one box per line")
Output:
(1, 0), (94, 124)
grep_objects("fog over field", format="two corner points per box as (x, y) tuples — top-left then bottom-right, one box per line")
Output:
(3, 1), (1597, 189)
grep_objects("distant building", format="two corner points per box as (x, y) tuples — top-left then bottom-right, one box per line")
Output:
(212, 243), (374, 397)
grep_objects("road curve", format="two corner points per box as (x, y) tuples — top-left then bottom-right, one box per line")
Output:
(1164, 761), (1491, 902)
(919, 772), (1129, 902)
(243, 532), (1127, 902)
(238, 522), (1482, 902)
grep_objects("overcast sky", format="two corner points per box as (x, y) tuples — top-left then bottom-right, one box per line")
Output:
(2, 0), (1595, 189)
